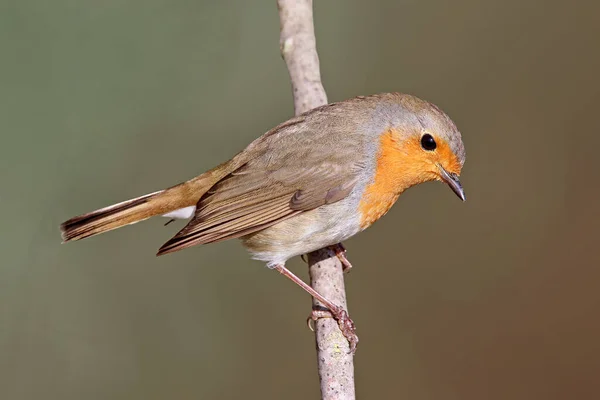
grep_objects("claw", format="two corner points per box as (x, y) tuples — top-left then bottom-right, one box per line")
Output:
(274, 263), (358, 353)
(330, 305), (359, 354)
(307, 309), (334, 332)
(329, 243), (353, 272)
(307, 306), (358, 354)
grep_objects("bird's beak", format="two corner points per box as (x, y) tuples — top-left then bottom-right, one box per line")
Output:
(438, 165), (466, 201)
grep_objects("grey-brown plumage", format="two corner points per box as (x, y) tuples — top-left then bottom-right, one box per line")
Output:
(60, 93), (465, 267)
(157, 109), (366, 255)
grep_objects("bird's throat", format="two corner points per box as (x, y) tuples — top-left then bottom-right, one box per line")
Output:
(358, 130), (432, 229)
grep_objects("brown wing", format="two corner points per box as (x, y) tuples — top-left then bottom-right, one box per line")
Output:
(156, 100), (371, 256)
(156, 158), (360, 255)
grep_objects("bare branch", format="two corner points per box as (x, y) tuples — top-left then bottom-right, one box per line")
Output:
(278, 0), (328, 114)
(277, 1), (356, 399)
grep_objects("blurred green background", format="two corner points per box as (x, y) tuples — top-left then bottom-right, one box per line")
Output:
(1, 0), (599, 399)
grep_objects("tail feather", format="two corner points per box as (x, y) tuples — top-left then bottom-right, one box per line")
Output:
(60, 178), (210, 242)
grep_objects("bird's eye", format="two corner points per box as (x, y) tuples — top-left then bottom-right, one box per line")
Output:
(421, 134), (437, 151)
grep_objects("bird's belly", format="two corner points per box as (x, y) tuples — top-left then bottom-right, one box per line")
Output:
(241, 202), (361, 267)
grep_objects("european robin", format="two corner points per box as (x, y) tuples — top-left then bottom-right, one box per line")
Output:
(60, 92), (466, 353)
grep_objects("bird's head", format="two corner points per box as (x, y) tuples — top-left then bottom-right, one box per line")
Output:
(371, 93), (466, 201)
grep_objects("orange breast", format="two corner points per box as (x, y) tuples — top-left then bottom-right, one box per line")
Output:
(358, 130), (431, 229)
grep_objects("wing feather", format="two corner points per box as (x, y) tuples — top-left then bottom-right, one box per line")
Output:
(157, 102), (370, 256)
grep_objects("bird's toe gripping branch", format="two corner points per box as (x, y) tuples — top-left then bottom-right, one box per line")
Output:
(308, 306), (359, 354)
(274, 263), (358, 354)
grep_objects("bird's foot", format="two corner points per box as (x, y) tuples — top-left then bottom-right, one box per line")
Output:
(329, 243), (353, 272)
(301, 243), (352, 272)
(308, 306), (359, 354)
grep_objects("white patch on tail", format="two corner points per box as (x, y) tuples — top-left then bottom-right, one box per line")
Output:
(162, 206), (196, 219)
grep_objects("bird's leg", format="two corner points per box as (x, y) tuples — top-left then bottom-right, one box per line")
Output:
(273, 264), (358, 354)
(301, 243), (353, 273)
(329, 243), (353, 272)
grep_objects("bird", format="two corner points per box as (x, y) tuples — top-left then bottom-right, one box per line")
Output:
(60, 92), (466, 353)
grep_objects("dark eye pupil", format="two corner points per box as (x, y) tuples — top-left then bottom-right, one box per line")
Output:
(421, 134), (437, 150)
